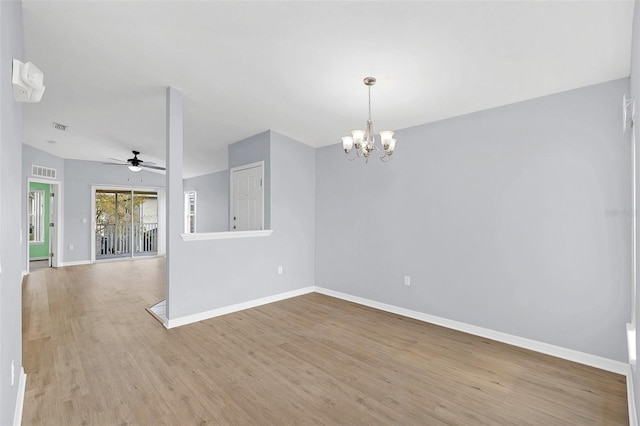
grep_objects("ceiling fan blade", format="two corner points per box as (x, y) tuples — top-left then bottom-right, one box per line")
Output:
(102, 162), (128, 166)
(107, 157), (128, 163)
(141, 164), (166, 170)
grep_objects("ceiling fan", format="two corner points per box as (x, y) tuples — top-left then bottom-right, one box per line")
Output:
(103, 150), (165, 172)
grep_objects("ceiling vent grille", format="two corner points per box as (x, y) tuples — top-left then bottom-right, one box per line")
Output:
(52, 122), (67, 131)
(32, 165), (56, 179)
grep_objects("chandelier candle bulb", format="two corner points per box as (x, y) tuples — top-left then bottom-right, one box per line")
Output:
(380, 130), (395, 149)
(342, 136), (354, 153)
(387, 139), (396, 155)
(351, 130), (365, 149)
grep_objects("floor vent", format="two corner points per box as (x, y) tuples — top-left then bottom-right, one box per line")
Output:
(32, 165), (57, 179)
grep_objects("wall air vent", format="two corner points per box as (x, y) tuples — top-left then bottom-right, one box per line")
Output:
(52, 122), (67, 131)
(32, 165), (56, 179)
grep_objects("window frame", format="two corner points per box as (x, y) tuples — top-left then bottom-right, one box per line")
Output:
(184, 191), (197, 234)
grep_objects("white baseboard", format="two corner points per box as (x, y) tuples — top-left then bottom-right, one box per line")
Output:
(13, 367), (26, 426)
(60, 260), (91, 267)
(165, 285), (628, 375)
(628, 365), (638, 426)
(166, 286), (315, 329)
(314, 287), (628, 376)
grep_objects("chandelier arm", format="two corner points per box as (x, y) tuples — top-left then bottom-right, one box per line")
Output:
(373, 143), (392, 162)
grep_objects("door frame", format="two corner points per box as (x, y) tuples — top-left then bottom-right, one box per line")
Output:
(26, 177), (62, 271)
(90, 185), (166, 262)
(229, 161), (264, 232)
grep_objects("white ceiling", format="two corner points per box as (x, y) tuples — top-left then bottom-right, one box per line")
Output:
(21, 1), (634, 178)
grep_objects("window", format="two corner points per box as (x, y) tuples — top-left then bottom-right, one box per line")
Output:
(184, 191), (196, 233)
(29, 190), (45, 243)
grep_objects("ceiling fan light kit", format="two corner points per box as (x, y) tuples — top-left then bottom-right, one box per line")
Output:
(341, 76), (396, 163)
(103, 150), (166, 172)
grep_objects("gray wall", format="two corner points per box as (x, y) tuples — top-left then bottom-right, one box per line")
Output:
(183, 170), (229, 232)
(167, 129), (315, 320)
(0, 1), (24, 423)
(63, 160), (166, 263)
(631, 0), (640, 413)
(270, 131), (316, 287)
(228, 131), (271, 229)
(316, 78), (631, 362)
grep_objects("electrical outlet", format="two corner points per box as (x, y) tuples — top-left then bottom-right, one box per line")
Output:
(404, 276), (411, 286)
(69, 244), (74, 251)
(278, 266), (283, 274)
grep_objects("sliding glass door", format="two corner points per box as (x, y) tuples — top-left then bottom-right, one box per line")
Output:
(95, 190), (158, 259)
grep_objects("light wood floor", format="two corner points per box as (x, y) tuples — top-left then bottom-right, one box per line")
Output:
(22, 257), (628, 425)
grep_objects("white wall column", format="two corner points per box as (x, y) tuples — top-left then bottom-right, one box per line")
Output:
(166, 87), (184, 321)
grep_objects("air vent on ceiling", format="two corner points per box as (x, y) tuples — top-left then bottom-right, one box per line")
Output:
(32, 165), (56, 179)
(52, 122), (67, 131)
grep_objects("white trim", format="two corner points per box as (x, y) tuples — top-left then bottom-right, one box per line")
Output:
(629, 323), (637, 366)
(156, 189), (166, 256)
(632, 120), (637, 328)
(60, 260), (92, 267)
(230, 161), (264, 172)
(314, 287), (628, 375)
(90, 188), (96, 262)
(95, 254), (165, 264)
(13, 367), (26, 426)
(628, 365), (638, 426)
(166, 286), (314, 329)
(181, 229), (272, 241)
(26, 178), (62, 270)
(21, 270), (28, 279)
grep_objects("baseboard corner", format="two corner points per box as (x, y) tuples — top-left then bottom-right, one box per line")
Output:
(166, 286), (316, 329)
(13, 367), (26, 426)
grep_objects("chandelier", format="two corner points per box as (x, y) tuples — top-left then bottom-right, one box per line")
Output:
(341, 77), (396, 162)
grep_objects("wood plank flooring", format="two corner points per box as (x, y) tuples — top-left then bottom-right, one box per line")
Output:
(22, 257), (628, 425)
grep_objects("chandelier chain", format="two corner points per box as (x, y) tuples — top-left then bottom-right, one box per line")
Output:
(368, 85), (372, 122)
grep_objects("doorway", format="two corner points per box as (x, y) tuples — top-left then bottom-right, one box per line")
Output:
(93, 189), (160, 260)
(26, 179), (61, 272)
(230, 161), (264, 231)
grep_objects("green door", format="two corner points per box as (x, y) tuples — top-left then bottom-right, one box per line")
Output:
(29, 182), (50, 260)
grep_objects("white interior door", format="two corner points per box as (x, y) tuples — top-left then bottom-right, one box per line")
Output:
(230, 163), (264, 231)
